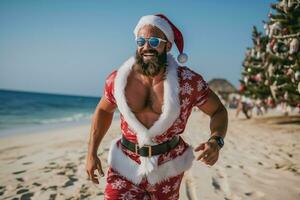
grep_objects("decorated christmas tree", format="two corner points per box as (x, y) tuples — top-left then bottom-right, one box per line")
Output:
(240, 26), (270, 101)
(240, 0), (300, 111)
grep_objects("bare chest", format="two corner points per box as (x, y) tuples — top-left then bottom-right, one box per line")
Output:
(125, 75), (164, 128)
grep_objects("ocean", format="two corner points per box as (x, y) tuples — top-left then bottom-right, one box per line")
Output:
(0, 89), (103, 137)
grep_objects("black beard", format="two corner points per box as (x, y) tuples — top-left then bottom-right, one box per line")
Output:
(134, 48), (167, 77)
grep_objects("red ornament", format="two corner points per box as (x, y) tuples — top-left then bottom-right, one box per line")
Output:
(268, 12), (273, 18)
(255, 73), (262, 82)
(270, 38), (276, 49)
(282, 28), (289, 35)
(267, 97), (274, 107)
(239, 84), (245, 92)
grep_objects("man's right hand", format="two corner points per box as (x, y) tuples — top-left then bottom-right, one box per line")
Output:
(86, 154), (104, 184)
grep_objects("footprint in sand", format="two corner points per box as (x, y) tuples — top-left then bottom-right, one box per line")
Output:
(17, 188), (29, 194)
(41, 185), (58, 191)
(245, 192), (253, 196)
(258, 162), (263, 166)
(16, 177), (24, 182)
(63, 175), (78, 188)
(79, 155), (85, 161)
(97, 192), (104, 196)
(12, 170), (26, 175)
(57, 171), (66, 175)
(20, 192), (34, 200)
(79, 184), (92, 199)
(49, 193), (57, 200)
(0, 185), (5, 196)
(213, 167), (232, 197)
(32, 182), (41, 187)
(22, 162), (33, 165)
(212, 177), (221, 191)
(243, 172), (251, 178)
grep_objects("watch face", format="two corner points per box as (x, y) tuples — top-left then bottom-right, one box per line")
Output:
(217, 138), (224, 147)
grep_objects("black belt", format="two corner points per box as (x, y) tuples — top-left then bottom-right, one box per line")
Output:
(121, 136), (180, 157)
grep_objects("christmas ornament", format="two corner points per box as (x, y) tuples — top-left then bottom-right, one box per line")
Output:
(288, 0), (294, 8)
(245, 49), (251, 57)
(282, 28), (289, 35)
(266, 43), (272, 53)
(270, 38), (276, 49)
(270, 81), (278, 99)
(255, 73), (263, 82)
(289, 38), (299, 54)
(268, 12), (273, 19)
(269, 22), (281, 37)
(295, 71), (300, 81)
(284, 91), (289, 100)
(265, 80), (269, 85)
(244, 76), (249, 84)
(267, 96), (274, 106)
(264, 23), (270, 36)
(239, 84), (245, 92)
(286, 68), (294, 76)
(268, 64), (275, 77)
(257, 51), (261, 59)
(278, 0), (289, 13)
(256, 36), (261, 46)
(251, 48), (256, 57)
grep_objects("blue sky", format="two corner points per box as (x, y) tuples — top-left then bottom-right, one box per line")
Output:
(0, 0), (274, 97)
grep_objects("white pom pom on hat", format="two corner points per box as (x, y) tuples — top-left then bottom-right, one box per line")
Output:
(134, 14), (188, 64)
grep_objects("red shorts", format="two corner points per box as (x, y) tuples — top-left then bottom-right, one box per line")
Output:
(104, 167), (184, 200)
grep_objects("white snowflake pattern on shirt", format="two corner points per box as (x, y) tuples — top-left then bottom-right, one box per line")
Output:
(181, 109), (189, 121)
(162, 185), (171, 194)
(181, 82), (194, 95)
(181, 97), (190, 109)
(197, 80), (206, 91)
(119, 191), (137, 200)
(182, 69), (195, 80)
(111, 178), (127, 190)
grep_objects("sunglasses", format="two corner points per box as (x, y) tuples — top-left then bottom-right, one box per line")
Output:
(136, 37), (167, 48)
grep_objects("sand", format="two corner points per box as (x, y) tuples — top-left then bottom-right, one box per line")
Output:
(0, 110), (299, 200)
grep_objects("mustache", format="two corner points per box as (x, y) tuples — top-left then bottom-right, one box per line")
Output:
(141, 50), (158, 56)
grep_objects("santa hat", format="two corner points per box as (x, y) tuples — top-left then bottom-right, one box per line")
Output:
(134, 14), (188, 64)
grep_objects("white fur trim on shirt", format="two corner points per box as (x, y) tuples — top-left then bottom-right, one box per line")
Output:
(114, 54), (180, 147)
(107, 137), (195, 185)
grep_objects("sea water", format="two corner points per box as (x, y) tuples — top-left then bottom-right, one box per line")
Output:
(0, 89), (108, 137)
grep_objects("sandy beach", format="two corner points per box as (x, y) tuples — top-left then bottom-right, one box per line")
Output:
(0, 109), (299, 200)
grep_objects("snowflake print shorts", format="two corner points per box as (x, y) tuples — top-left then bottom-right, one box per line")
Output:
(104, 167), (184, 200)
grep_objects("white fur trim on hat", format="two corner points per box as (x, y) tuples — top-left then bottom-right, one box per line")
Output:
(134, 15), (175, 43)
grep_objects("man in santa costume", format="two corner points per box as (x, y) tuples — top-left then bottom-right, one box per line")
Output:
(86, 14), (228, 199)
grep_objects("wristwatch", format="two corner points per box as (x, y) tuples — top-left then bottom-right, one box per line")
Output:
(208, 136), (224, 149)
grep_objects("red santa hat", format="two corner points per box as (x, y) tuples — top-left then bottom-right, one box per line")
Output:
(134, 14), (188, 64)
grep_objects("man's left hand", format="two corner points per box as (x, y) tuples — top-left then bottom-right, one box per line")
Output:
(194, 139), (220, 166)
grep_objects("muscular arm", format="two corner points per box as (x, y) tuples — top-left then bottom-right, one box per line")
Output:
(195, 89), (228, 166)
(87, 97), (117, 156)
(199, 89), (228, 139)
